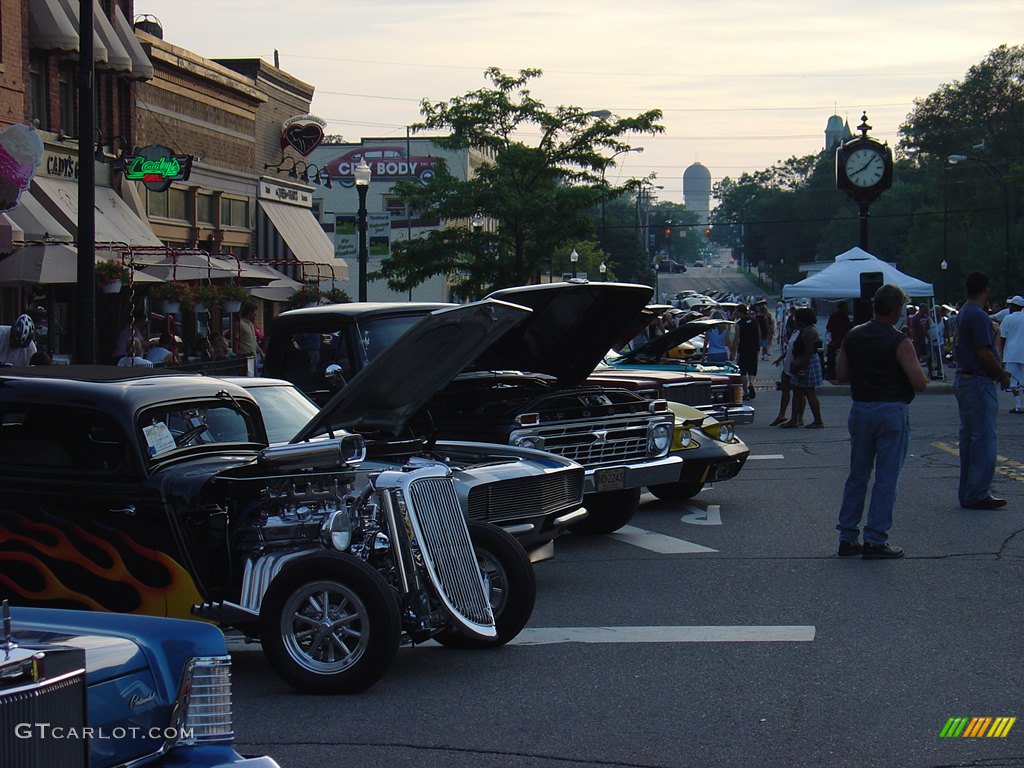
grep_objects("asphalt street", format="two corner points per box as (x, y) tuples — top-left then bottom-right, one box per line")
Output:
(230, 388), (1024, 768)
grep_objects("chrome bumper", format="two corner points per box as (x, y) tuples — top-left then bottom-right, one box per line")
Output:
(582, 455), (682, 494)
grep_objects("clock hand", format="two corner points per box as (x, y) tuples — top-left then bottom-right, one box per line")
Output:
(853, 159), (875, 176)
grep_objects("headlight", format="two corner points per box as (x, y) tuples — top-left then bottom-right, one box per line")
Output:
(512, 435), (545, 450)
(649, 423), (672, 455)
(676, 428), (693, 449)
(718, 423), (736, 442)
(321, 509), (353, 551)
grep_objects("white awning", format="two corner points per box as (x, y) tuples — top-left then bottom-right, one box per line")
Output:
(0, 244), (164, 286)
(258, 200), (347, 278)
(3, 190), (73, 243)
(0, 212), (25, 247)
(28, 0), (79, 51)
(32, 176), (164, 247)
(113, 6), (153, 81)
(54, 0), (108, 66)
(91, 0), (133, 74)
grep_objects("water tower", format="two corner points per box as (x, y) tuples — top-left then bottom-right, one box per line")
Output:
(682, 162), (711, 225)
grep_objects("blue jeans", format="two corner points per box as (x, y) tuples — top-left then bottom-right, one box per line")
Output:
(954, 374), (998, 505)
(836, 401), (910, 545)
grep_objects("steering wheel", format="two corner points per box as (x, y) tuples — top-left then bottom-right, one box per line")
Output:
(175, 423), (209, 447)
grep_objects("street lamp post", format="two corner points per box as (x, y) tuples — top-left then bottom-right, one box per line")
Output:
(599, 262), (607, 281)
(570, 248), (579, 280)
(354, 159), (372, 302)
(600, 146), (643, 255)
(947, 154), (1011, 294)
(941, 259), (948, 303)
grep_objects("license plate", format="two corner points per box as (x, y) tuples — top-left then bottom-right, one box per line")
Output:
(596, 467), (625, 492)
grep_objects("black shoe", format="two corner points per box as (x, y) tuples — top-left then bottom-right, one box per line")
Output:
(862, 542), (904, 559)
(837, 540), (862, 557)
(962, 496), (1008, 510)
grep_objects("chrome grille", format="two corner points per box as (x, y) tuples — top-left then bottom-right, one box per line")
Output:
(408, 476), (495, 632)
(0, 667), (88, 768)
(467, 471), (584, 522)
(531, 417), (654, 468)
(664, 381), (713, 407)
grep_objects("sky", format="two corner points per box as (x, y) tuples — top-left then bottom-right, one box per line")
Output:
(136, 0), (1020, 204)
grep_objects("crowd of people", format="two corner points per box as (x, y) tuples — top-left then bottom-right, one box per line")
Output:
(109, 302), (263, 369)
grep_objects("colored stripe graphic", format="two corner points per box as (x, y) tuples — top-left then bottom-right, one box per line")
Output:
(988, 717), (1016, 738)
(940, 716), (1016, 738)
(940, 717), (968, 738)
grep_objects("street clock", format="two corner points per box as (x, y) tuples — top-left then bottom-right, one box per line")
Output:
(836, 113), (893, 203)
(836, 113), (893, 248)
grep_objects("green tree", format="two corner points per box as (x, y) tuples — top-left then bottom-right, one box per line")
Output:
(376, 68), (663, 298)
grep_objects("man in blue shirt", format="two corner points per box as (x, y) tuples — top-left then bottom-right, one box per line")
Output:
(954, 272), (1013, 509)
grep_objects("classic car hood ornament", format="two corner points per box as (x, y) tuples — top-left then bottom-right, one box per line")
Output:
(622, 318), (732, 361)
(291, 298), (531, 441)
(471, 282), (654, 385)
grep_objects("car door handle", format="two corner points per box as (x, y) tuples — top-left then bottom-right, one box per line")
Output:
(109, 505), (136, 517)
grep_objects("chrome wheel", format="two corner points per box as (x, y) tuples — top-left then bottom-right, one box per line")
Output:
(279, 580), (370, 674)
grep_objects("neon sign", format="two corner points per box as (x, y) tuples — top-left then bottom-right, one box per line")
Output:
(122, 144), (193, 192)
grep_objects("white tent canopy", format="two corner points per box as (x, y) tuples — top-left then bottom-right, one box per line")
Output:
(782, 247), (934, 300)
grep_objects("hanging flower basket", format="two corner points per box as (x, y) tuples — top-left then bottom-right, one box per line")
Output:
(96, 259), (129, 293)
(290, 283), (322, 308)
(219, 283), (249, 314)
(150, 281), (194, 314)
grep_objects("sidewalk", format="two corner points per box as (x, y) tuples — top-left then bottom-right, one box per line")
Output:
(751, 361), (955, 396)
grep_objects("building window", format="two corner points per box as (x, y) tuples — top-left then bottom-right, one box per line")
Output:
(167, 187), (187, 221)
(197, 194), (214, 224)
(221, 197), (249, 228)
(58, 61), (77, 136)
(147, 189), (168, 219)
(28, 52), (48, 129)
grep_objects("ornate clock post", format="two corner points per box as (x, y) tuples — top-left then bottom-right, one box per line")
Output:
(836, 113), (894, 250)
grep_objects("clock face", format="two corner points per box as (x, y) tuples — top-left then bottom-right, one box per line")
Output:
(844, 147), (886, 188)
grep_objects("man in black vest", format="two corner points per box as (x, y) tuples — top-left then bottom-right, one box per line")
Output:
(834, 284), (928, 559)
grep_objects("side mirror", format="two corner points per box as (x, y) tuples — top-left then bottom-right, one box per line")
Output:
(325, 364), (346, 388)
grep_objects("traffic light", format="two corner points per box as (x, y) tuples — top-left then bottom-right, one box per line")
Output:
(704, 228), (711, 237)
(664, 228), (672, 238)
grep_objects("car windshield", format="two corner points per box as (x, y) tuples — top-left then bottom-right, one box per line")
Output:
(138, 401), (260, 462)
(355, 314), (426, 364)
(244, 384), (320, 444)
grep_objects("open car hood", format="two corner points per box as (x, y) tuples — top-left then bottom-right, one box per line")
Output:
(291, 299), (531, 440)
(470, 282), (654, 385)
(623, 318), (731, 360)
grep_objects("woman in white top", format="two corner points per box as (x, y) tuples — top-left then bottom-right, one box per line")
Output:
(117, 338), (154, 368)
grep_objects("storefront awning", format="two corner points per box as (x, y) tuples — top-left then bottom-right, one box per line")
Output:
(258, 200), (348, 279)
(32, 176), (164, 247)
(28, 0), (79, 51)
(0, 244), (162, 286)
(3, 191), (73, 243)
(113, 6), (154, 81)
(91, 0), (133, 74)
(0, 213), (25, 251)
(54, 0), (108, 66)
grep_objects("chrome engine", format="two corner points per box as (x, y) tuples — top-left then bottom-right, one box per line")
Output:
(209, 458), (496, 643)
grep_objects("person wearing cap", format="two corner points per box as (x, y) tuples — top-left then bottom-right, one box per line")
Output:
(954, 272), (1012, 510)
(999, 295), (1024, 413)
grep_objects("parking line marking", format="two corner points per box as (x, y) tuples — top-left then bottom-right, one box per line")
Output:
(933, 441), (1024, 483)
(509, 625), (816, 645)
(748, 454), (784, 460)
(612, 525), (717, 553)
(681, 504), (722, 526)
